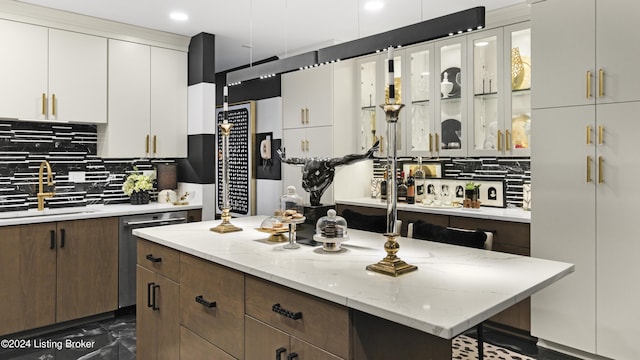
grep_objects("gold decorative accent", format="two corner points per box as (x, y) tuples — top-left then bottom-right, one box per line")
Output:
(587, 125), (592, 144)
(587, 155), (592, 183)
(598, 156), (604, 184)
(366, 234), (418, 277)
(435, 133), (440, 152)
(37, 161), (55, 211)
(153, 135), (157, 155)
(598, 125), (604, 145)
(145, 135), (149, 154)
(256, 228), (288, 242)
(42, 93), (46, 115)
(511, 48), (531, 90)
(301, 108), (305, 124)
(497, 130), (503, 151)
(506, 130), (511, 151)
(210, 208), (242, 233)
(429, 133), (433, 152)
(599, 69), (604, 97)
(51, 94), (56, 116)
(587, 71), (592, 98)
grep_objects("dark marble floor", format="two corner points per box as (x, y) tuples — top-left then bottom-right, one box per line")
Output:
(0, 314), (135, 360)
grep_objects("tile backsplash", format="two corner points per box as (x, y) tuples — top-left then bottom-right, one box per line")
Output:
(0, 121), (172, 212)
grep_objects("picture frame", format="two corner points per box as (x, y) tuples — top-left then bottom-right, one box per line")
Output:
(421, 178), (506, 208)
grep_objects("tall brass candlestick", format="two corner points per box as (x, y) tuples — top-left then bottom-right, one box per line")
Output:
(366, 47), (417, 276)
(211, 86), (242, 234)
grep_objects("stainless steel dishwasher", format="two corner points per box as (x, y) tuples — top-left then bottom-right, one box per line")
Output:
(118, 210), (188, 308)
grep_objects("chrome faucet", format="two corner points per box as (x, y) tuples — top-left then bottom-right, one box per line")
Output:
(37, 161), (55, 211)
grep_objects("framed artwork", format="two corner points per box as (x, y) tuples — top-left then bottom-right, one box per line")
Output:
(421, 178), (506, 208)
(255, 132), (282, 180)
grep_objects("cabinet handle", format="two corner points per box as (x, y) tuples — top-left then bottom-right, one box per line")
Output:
(276, 347), (287, 360)
(145, 135), (150, 154)
(147, 282), (155, 308)
(497, 130), (503, 151)
(379, 136), (384, 154)
(41, 93), (46, 115)
(300, 140), (305, 152)
(152, 284), (160, 310)
(305, 139), (310, 152)
(59, 229), (65, 248)
(505, 130), (511, 151)
(587, 156), (592, 183)
(300, 108), (305, 124)
(598, 69), (604, 97)
(586, 71), (592, 98)
(435, 133), (440, 152)
(287, 353), (299, 360)
(145, 254), (162, 263)
(587, 125), (592, 144)
(51, 94), (56, 116)
(153, 135), (157, 155)
(195, 295), (216, 308)
(598, 125), (604, 145)
(598, 156), (604, 184)
(272, 303), (302, 320)
(50, 230), (56, 249)
(305, 108), (309, 124)
(428, 133), (433, 153)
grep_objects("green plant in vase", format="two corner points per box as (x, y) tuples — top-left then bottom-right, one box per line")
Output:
(464, 182), (481, 208)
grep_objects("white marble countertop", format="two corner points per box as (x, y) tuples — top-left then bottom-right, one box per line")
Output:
(0, 202), (202, 227)
(133, 216), (571, 339)
(337, 197), (531, 223)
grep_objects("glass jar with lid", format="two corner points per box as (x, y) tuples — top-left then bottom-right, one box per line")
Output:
(281, 185), (304, 215)
(313, 209), (349, 252)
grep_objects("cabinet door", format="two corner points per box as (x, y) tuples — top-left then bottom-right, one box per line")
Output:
(291, 337), (343, 360)
(150, 47), (188, 158)
(0, 19), (48, 119)
(406, 44), (436, 158)
(180, 326), (235, 360)
(435, 36), (467, 157)
(156, 274), (180, 360)
(530, 106), (596, 353)
(0, 224), (56, 336)
(283, 65), (333, 129)
(56, 217), (118, 322)
(357, 54), (381, 154)
(282, 70), (309, 129)
(595, 102), (640, 360)
(504, 23), (531, 156)
(48, 29), (107, 123)
(531, 0), (595, 109)
(136, 266), (158, 359)
(596, 0), (640, 104)
(245, 316), (290, 360)
(103, 39), (151, 158)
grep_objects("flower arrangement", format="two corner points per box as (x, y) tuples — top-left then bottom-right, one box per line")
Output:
(122, 172), (154, 196)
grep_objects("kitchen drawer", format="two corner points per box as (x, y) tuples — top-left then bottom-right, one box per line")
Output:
(180, 326), (236, 360)
(137, 239), (180, 281)
(180, 254), (244, 359)
(245, 275), (350, 359)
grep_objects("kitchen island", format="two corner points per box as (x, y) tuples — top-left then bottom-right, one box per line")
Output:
(133, 216), (572, 359)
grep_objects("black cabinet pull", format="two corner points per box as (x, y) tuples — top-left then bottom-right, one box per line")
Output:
(195, 295), (216, 308)
(60, 229), (65, 248)
(287, 353), (299, 360)
(272, 303), (302, 320)
(152, 284), (160, 311)
(145, 254), (162, 263)
(50, 230), (56, 249)
(147, 282), (155, 308)
(275, 347), (287, 360)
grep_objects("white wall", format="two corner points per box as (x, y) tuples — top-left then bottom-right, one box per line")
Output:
(255, 97), (283, 215)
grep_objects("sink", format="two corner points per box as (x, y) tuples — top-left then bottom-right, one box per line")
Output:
(0, 207), (99, 220)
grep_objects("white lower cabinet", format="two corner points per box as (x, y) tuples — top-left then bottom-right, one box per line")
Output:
(532, 102), (640, 360)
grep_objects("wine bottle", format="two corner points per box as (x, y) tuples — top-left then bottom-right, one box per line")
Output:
(397, 171), (408, 203)
(380, 170), (387, 201)
(406, 169), (415, 204)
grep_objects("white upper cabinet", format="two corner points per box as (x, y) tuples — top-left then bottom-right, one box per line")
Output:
(100, 39), (187, 158)
(282, 65), (333, 129)
(405, 43), (436, 158)
(0, 20), (106, 123)
(48, 29), (107, 123)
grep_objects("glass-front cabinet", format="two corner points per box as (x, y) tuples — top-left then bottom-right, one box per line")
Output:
(357, 51), (405, 157)
(468, 22), (531, 157)
(435, 36), (467, 157)
(406, 43), (435, 157)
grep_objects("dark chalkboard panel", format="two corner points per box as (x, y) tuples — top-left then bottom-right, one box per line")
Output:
(215, 101), (255, 216)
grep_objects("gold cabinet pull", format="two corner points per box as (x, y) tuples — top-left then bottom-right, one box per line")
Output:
(598, 156), (604, 184)
(587, 125), (592, 144)
(506, 130), (511, 151)
(598, 69), (604, 97)
(145, 135), (150, 154)
(586, 71), (592, 98)
(301, 139), (305, 152)
(598, 125), (604, 145)
(305, 108), (310, 124)
(428, 133), (433, 153)
(305, 139), (310, 152)
(587, 156), (592, 183)
(435, 133), (440, 153)
(301, 108), (305, 124)
(153, 135), (157, 155)
(42, 93), (46, 115)
(379, 136), (384, 154)
(51, 94), (56, 116)
(497, 130), (503, 151)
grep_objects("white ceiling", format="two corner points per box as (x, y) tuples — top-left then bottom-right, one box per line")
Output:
(17, 0), (524, 72)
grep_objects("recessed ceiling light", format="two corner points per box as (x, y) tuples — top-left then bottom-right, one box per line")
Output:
(475, 41), (489, 47)
(170, 12), (188, 21)
(364, 1), (384, 11)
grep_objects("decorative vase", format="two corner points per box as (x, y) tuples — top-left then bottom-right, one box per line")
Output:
(130, 190), (150, 205)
